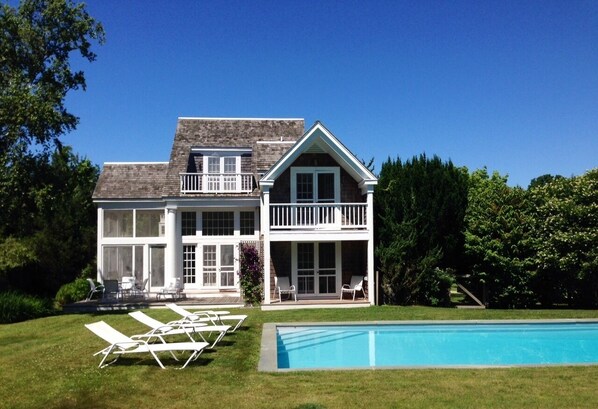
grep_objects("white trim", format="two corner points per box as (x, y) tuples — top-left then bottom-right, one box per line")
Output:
(191, 147), (251, 153)
(256, 141), (297, 144)
(290, 167), (340, 204)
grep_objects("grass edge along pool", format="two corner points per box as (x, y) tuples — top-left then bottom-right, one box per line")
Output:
(258, 320), (598, 371)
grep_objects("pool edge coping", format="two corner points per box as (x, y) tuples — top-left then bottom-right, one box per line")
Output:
(258, 319), (598, 372)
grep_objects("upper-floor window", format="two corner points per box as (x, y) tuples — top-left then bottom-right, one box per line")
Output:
(182, 212), (197, 236)
(104, 210), (133, 237)
(136, 210), (164, 237)
(291, 167), (340, 204)
(103, 209), (165, 238)
(240, 211), (255, 235)
(202, 211), (234, 236)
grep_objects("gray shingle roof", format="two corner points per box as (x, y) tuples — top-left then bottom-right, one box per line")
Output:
(162, 118), (304, 197)
(93, 163), (169, 200)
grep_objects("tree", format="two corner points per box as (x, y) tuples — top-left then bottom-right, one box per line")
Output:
(0, 0), (105, 154)
(375, 154), (469, 306)
(463, 169), (535, 308)
(530, 169), (598, 307)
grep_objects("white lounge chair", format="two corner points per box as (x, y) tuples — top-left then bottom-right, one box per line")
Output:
(274, 276), (296, 303)
(129, 311), (230, 348)
(85, 321), (209, 369)
(165, 303), (247, 332)
(157, 278), (183, 300)
(340, 276), (366, 301)
(86, 278), (104, 301)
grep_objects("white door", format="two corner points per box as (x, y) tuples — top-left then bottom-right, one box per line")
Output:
(149, 246), (165, 289)
(294, 242), (340, 296)
(201, 244), (236, 289)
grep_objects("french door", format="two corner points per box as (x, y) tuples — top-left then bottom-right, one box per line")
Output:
(294, 242), (340, 296)
(201, 244), (236, 289)
(292, 167), (340, 227)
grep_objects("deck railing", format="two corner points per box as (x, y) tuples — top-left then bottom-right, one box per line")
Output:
(180, 173), (254, 193)
(270, 203), (367, 230)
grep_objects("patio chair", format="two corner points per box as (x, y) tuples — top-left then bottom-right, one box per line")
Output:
(129, 311), (230, 348)
(165, 303), (247, 332)
(274, 276), (296, 303)
(102, 279), (121, 301)
(133, 278), (149, 299)
(86, 278), (104, 301)
(84, 321), (209, 369)
(157, 277), (183, 300)
(340, 276), (366, 301)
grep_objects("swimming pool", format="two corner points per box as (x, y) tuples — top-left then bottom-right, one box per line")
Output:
(259, 320), (598, 371)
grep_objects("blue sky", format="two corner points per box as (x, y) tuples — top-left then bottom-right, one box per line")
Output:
(62, 0), (598, 187)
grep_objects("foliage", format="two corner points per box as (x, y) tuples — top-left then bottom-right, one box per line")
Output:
(530, 168), (598, 307)
(375, 154), (468, 306)
(54, 277), (89, 306)
(463, 169), (536, 308)
(0, 147), (99, 295)
(0, 290), (53, 323)
(0, 0), (105, 153)
(238, 243), (263, 305)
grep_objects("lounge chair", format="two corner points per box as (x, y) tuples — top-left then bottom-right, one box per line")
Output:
(340, 276), (366, 301)
(85, 321), (209, 369)
(165, 303), (247, 332)
(129, 311), (230, 348)
(274, 276), (296, 303)
(86, 278), (104, 301)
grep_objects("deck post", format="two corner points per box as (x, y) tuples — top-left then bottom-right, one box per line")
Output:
(366, 187), (375, 305)
(262, 186), (271, 304)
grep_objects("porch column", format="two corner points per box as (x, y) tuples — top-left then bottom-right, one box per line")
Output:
(262, 186), (271, 304)
(366, 186), (375, 305)
(96, 207), (103, 282)
(165, 206), (178, 286)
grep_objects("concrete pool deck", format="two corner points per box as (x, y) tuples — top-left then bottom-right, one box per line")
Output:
(258, 319), (598, 372)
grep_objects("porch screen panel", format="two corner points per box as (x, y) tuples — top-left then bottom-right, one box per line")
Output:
(150, 246), (165, 287)
(297, 243), (315, 294)
(102, 246), (132, 280)
(202, 245), (217, 287)
(103, 210), (133, 237)
(220, 244), (235, 287)
(136, 210), (162, 237)
(318, 242), (336, 294)
(134, 246), (144, 284)
(183, 245), (196, 284)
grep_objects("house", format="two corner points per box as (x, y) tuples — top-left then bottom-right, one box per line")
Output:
(92, 118), (378, 304)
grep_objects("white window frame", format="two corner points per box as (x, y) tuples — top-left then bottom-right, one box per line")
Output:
(290, 167), (340, 204)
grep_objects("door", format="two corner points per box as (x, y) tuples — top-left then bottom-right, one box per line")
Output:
(292, 168), (339, 227)
(201, 244), (236, 289)
(149, 246), (165, 288)
(294, 242), (339, 296)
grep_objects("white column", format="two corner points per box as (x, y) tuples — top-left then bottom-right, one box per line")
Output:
(262, 186), (271, 304)
(165, 206), (178, 286)
(366, 187), (375, 305)
(97, 207), (103, 282)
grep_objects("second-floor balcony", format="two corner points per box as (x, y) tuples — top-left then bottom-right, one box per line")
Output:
(180, 173), (254, 194)
(270, 203), (368, 230)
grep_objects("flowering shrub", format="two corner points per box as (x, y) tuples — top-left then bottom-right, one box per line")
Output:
(238, 243), (263, 305)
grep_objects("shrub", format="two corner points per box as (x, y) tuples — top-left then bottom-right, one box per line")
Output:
(0, 291), (54, 324)
(55, 277), (90, 307)
(238, 243), (263, 306)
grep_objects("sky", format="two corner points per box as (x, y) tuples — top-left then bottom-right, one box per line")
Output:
(60, 0), (598, 187)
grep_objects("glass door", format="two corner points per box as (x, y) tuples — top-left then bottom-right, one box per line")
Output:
(149, 246), (165, 288)
(294, 242), (339, 296)
(297, 243), (315, 294)
(317, 242), (337, 294)
(201, 244), (236, 289)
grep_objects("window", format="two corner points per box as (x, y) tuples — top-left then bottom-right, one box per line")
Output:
(296, 174), (314, 203)
(102, 246), (142, 280)
(202, 212), (234, 236)
(182, 212), (197, 236)
(136, 210), (163, 237)
(183, 245), (196, 284)
(103, 210), (133, 237)
(240, 211), (255, 235)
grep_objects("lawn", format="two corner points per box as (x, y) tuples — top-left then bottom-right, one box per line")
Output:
(1, 306), (598, 409)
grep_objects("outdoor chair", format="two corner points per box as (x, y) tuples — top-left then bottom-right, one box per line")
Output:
(133, 278), (149, 299)
(157, 277), (183, 300)
(340, 276), (366, 301)
(86, 278), (104, 301)
(84, 320), (209, 369)
(129, 311), (230, 348)
(102, 279), (121, 301)
(274, 276), (297, 303)
(165, 303), (247, 332)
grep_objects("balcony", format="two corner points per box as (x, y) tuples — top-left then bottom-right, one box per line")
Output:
(270, 203), (367, 230)
(180, 173), (254, 194)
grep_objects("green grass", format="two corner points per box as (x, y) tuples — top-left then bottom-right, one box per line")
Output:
(1, 306), (598, 409)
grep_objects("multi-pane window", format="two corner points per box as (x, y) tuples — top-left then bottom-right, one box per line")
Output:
(223, 157), (236, 173)
(240, 211), (255, 235)
(207, 157), (220, 173)
(103, 210), (133, 237)
(202, 212), (234, 236)
(136, 210), (163, 237)
(296, 173), (314, 202)
(182, 212), (197, 236)
(183, 245), (196, 284)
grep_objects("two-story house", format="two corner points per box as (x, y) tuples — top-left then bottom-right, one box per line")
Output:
(92, 118), (377, 304)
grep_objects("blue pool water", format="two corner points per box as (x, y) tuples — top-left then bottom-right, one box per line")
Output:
(276, 322), (598, 369)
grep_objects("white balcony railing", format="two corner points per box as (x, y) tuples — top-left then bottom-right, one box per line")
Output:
(180, 173), (254, 194)
(270, 203), (367, 230)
